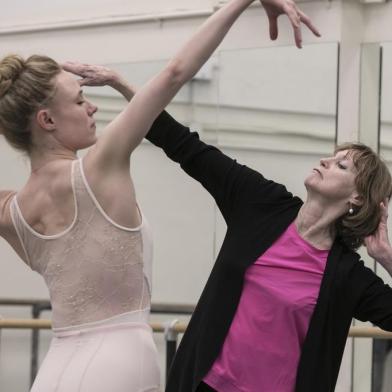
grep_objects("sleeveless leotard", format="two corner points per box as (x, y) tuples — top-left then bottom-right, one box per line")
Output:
(10, 158), (160, 392)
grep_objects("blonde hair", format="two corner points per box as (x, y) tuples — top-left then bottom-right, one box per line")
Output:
(334, 143), (392, 250)
(0, 54), (61, 154)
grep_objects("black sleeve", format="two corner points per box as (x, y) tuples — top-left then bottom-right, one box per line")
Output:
(146, 111), (293, 222)
(353, 262), (392, 331)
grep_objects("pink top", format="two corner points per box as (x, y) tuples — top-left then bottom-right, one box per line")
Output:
(203, 222), (329, 392)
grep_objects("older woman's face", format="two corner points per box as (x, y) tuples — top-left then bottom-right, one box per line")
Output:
(305, 149), (360, 205)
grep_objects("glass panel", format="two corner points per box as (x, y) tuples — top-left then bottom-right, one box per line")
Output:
(374, 41), (392, 392)
(214, 43), (339, 250)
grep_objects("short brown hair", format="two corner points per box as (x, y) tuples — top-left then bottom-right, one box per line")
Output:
(0, 54), (61, 154)
(334, 143), (392, 250)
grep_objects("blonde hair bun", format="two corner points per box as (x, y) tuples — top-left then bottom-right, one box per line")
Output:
(0, 54), (61, 153)
(0, 55), (25, 97)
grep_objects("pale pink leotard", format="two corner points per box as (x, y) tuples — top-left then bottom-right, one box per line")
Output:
(10, 158), (160, 392)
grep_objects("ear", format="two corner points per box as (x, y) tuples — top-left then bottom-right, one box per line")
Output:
(350, 192), (363, 208)
(36, 109), (56, 132)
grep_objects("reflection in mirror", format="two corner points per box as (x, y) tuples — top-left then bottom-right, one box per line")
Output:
(374, 41), (392, 392)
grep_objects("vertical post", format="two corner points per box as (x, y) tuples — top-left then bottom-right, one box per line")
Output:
(164, 320), (179, 384)
(30, 304), (41, 387)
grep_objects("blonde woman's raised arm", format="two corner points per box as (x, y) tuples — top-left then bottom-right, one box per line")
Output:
(64, 0), (319, 171)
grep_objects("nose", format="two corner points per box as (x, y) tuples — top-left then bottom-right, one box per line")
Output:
(87, 101), (98, 116)
(320, 157), (329, 168)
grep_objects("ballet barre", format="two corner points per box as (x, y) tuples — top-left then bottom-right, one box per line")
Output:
(0, 318), (188, 333)
(0, 298), (195, 385)
(2, 296), (392, 386)
(1, 319), (392, 339)
(1, 318), (392, 386)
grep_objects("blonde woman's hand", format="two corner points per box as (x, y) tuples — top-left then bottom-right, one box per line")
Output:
(260, 0), (321, 48)
(364, 199), (392, 272)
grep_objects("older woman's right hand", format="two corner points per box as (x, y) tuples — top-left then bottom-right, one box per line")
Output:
(62, 62), (121, 87)
(62, 61), (136, 101)
(260, 0), (321, 48)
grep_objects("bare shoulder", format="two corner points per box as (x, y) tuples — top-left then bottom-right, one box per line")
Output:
(0, 190), (16, 235)
(86, 133), (131, 169)
(81, 147), (141, 228)
(83, 144), (131, 182)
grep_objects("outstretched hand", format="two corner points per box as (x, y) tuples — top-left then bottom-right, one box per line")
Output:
(260, 0), (321, 48)
(364, 199), (392, 268)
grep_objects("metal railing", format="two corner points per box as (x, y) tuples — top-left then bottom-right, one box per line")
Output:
(2, 298), (392, 387)
(0, 298), (194, 386)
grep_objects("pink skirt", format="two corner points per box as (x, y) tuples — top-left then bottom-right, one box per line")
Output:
(30, 312), (160, 392)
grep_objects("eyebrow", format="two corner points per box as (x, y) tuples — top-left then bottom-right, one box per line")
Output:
(75, 90), (84, 99)
(335, 151), (351, 160)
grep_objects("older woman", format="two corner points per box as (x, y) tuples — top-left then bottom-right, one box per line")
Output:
(143, 114), (392, 392)
(144, 108), (392, 392)
(0, 0), (317, 391)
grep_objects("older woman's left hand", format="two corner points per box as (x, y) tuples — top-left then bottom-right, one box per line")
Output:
(364, 199), (392, 270)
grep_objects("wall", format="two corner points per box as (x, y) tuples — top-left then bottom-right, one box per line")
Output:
(0, 0), (391, 391)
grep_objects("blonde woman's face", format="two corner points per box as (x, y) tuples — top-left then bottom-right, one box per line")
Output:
(47, 71), (98, 151)
(305, 150), (360, 206)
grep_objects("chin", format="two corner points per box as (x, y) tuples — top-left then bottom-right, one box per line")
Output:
(304, 175), (314, 188)
(76, 138), (97, 151)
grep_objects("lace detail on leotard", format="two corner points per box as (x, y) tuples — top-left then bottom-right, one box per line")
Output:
(10, 159), (153, 328)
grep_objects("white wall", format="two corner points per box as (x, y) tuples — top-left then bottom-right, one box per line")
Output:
(1, 1), (392, 391)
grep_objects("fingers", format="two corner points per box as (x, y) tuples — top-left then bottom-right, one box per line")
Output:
(261, 0), (321, 48)
(283, 4), (303, 48)
(61, 61), (86, 76)
(364, 237), (370, 247)
(285, 5), (321, 49)
(380, 200), (389, 223)
(267, 15), (279, 41)
(298, 10), (321, 37)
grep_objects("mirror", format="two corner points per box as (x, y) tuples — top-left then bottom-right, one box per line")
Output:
(372, 41), (392, 392)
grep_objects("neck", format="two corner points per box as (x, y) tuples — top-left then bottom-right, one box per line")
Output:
(29, 148), (76, 175)
(295, 197), (346, 250)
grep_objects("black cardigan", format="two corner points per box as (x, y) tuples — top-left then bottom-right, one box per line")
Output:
(147, 111), (392, 392)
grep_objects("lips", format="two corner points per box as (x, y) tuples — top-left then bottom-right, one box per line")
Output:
(313, 168), (323, 178)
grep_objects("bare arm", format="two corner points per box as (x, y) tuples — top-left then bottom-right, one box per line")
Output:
(0, 191), (16, 238)
(64, 0), (320, 173)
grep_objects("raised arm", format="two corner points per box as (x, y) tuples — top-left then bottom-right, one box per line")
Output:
(64, 0), (320, 173)
(70, 0), (258, 171)
(353, 201), (392, 330)
(146, 111), (296, 220)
